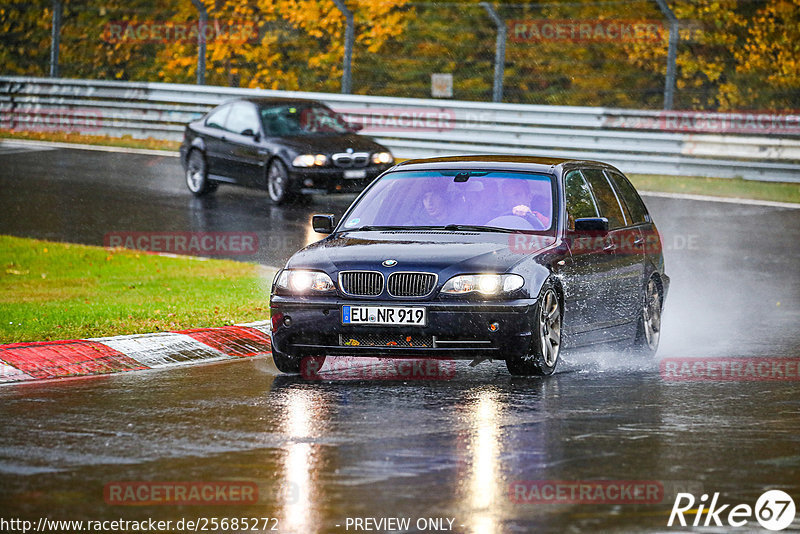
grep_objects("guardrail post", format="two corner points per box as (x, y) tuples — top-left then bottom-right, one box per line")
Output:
(481, 2), (506, 103)
(49, 0), (62, 77)
(332, 0), (354, 94)
(654, 0), (678, 110)
(190, 0), (207, 85)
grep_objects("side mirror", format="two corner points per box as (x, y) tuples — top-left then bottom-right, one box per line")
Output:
(574, 217), (609, 233)
(241, 129), (260, 142)
(312, 214), (335, 234)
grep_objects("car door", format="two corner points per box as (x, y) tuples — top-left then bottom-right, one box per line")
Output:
(221, 101), (265, 186)
(201, 104), (232, 178)
(581, 168), (643, 339)
(560, 169), (610, 346)
(605, 169), (651, 317)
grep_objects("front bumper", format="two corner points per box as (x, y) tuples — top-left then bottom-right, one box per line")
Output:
(288, 165), (392, 194)
(270, 297), (537, 359)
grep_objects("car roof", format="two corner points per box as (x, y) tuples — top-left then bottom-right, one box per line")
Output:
(229, 96), (322, 107)
(394, 155), (621, 175)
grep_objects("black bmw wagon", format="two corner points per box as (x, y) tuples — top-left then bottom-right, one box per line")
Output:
(269, 156), (669, 376)
(179, 97), (394, 204)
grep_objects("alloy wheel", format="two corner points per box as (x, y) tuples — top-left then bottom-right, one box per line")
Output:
(538, 288), (561, 367)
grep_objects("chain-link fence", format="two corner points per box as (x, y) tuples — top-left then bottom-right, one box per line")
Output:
(1, 0), (797, 111)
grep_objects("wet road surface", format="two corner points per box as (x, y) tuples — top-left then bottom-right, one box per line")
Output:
(1, 141), (799, 532)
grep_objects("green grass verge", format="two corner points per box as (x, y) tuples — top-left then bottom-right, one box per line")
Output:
(628, 174), (800, 204)
(0, 130), (179, 152)
(0, 235), (273, 344)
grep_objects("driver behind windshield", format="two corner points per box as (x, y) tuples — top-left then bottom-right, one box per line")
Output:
(500, 179), (551, 229)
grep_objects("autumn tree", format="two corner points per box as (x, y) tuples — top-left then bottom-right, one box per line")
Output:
(720, 0), (800, 110)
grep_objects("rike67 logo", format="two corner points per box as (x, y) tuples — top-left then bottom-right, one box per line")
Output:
(669, 490), (796, 531)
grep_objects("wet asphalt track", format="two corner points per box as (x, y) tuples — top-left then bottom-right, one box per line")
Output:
(1, 141), (799, 533)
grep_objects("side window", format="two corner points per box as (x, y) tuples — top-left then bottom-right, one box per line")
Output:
(581, 169), (626, 229)
(606, 170), (649, 225)
(564, 170), (599, 229)
(205, 105), (230, 130)
(225, 102), (260, 135)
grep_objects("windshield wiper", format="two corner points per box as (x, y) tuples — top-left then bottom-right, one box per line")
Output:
(348, 224), (520, 233)
(441, 224), (516, 233)
(348, 225), (442, 232)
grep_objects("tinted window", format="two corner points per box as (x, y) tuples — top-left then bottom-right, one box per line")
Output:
(225, 102), (260, 135)
(341, 170), (555, 233)
(606, 170), (649, 225)
(581, 169), (626, 229)
(205, 105), (230, 130)
(260, 104), (353, 136)
(564, 170), (599, 229)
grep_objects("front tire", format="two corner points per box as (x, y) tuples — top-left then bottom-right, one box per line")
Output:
(185, 150), (215, 196)
(267, 159), (296, 205)
(506, 284), (562, 376)
(272, 350), (326, 376)
(630, 277), (662, 357)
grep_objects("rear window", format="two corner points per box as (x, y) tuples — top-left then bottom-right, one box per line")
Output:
(606, 170), (649, 225)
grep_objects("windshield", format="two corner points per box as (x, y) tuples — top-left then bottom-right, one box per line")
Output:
(260, 103), (353, 136)
(340, 170), (556, 233)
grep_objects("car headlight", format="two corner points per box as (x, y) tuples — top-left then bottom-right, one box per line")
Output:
(292, 154), (328, 167)
(275, 270), (335, 293)
(441, 274), (524, 295)
(371, 152), (393, 165)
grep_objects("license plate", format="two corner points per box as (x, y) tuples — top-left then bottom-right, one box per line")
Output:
(344, 169), (367, 179)
(342, 305), (426, 326)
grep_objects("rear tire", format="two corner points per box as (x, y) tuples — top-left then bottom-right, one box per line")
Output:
(630, 277), (662, 357)
(185, 150), (215, 196)
(506, 283), (562, 376)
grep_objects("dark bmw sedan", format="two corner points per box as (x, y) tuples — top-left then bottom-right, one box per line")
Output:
(269, 156), (669, 376)
(179, 97), (394, 203)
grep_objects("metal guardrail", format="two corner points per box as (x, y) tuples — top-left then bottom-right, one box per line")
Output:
(1, 76), (799, 182)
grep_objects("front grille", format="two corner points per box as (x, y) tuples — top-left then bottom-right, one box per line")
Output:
(340, 334), (433, 348)
(332, 152), (369, 168)
(339, 271), (384, 296)
(387, 272), (437, 297)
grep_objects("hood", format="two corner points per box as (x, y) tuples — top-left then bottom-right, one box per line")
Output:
(278, 133), (387, 155)
(286, 231), (557, 278)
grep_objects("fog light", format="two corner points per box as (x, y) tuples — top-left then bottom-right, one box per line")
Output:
(303, 178), (314, 187)
(283, 316), (292, 327)
(488, 321), (500, 332)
